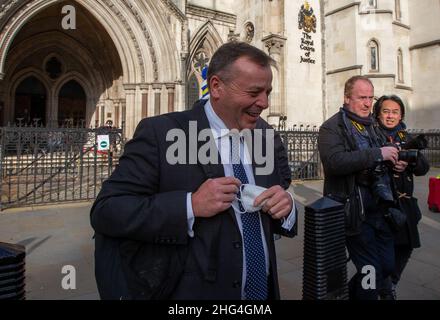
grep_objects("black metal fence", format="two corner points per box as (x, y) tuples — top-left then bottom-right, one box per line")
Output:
(278, 127), (323, 180)
(0, 125), (124, 210)
(0, 124), (439, 209)
(277, 128), (440, 181)
(407, 130), (440, 167)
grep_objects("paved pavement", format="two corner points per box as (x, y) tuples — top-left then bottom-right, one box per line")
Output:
(1, 168), (439, 300)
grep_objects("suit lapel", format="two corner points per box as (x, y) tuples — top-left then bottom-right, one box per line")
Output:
(187, 100), (225, 180)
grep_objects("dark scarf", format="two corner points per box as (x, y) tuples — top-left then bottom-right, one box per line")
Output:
(342, 104), (373, 126)
(341, 107), (380, 150)
(379, 122), (407, 144)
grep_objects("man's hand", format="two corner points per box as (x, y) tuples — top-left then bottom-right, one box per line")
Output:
(254, 185), (293, 220)
(192, 177), (241, 218)
(394, 160), (408, 173)
(381, 146), (399, 165)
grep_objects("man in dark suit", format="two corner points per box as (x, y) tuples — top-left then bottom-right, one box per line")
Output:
(90, 41), (297, 300)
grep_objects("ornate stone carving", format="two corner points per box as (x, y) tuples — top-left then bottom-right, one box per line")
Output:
(0, 0), (33, 73)
(262, 34), (287, 56)
(160, 0), (185, 22)
(186, 4), (236, 26)
(120, 0), (161, 81)
(0, 0), (20, 22)
(103, 0), (149, 82)
(244, 22), (255, 43)
(227, 29), (240, 42)
(181, 19), (189, 59)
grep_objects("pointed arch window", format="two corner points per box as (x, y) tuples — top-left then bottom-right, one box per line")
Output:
(368, 40), (380, 72)
(15, 76), (47, 126)
(397, 49), (404, 83)
(187, 73), (200, 110)
(58, 80), (86, 127)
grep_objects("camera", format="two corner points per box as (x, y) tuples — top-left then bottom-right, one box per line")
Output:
(397, 134), (428, 164)
(401, 134), (428, 150)
(398, 149), (418, 163)
(357, 134), (428, 203)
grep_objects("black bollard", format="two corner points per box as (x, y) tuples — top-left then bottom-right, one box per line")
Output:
(0, 242), (26, 300)
(302, 197), (349, 300)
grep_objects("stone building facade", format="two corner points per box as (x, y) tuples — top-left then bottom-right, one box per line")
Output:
(0, 0), (438, 137)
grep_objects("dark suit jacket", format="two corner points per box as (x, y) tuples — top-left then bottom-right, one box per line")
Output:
(90, 100), (294, 300)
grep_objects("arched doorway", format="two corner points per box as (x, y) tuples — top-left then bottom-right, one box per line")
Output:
(58, 80), (86, 127)
(2, 1), (125, 129)
(14, 76), (47, 126)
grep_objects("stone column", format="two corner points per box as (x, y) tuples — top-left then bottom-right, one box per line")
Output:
(0, 87), (4, 126)
(152, 83), (162, 116)
(262, 34), (287, 128)
(140, 84), (149, 119)
(120, 98), (126, 136)
(123, 84), (136, 138)
(94, 101), (103, 127)
(113, 99), (120, 128)
(166, 83), (175, 113)
(100, 100), (106, 126)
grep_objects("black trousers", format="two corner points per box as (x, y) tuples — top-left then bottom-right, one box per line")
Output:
(347, 215), (395, 300)
(380, 244), (413, 298)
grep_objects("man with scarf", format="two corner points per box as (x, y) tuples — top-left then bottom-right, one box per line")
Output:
(373, 95), (429, 299)
(318, 76), (399, 300)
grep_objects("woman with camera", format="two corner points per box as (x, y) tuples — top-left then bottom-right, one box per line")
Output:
(373, 95), (430, 299)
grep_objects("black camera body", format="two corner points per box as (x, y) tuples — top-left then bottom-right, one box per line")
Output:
(401, 134), (428, 150)
(383, 134), (427, 165)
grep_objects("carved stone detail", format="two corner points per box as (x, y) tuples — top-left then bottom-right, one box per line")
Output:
(159, 0), (185, 22)
(102, 0), (146, 82)
(0, 0), (21, 22)
(262, 34), (287, 56)
(244, 22), (255, 43)
(0, 0), (33, 69)
(119, 0), (159, 81)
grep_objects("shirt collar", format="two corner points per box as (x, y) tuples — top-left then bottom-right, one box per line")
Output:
(204, 99), (231, 140)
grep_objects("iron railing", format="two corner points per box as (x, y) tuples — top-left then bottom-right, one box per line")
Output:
(277, 128), (440, 181)
(278, 127), (323, 180)
(0, 123), (438, 209)
(0, 124), (124, 210)
(407, 129), (440, 167)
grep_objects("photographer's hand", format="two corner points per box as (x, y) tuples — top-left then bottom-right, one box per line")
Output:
(394, 160), (408, 173)
(381, 146), (399, 164)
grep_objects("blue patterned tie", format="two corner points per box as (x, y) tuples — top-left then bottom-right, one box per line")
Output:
(231, 137), (268, 300)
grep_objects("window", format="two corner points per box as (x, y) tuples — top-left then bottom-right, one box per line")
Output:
(397, 49), (404, 83)
(367, 0), (377, 8)
(45, 56), (62, 79)
(368, 40), (379, 72)
(395, 0), (402, 21)
(187, 73), (199, 110)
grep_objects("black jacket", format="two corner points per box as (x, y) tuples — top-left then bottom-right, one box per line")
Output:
(377, 129), (430, 248)
(318, 111), (384, 235)
(90, 100), (295, 300)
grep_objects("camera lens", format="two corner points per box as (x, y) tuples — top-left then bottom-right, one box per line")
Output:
(398, 150), (418, 163)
